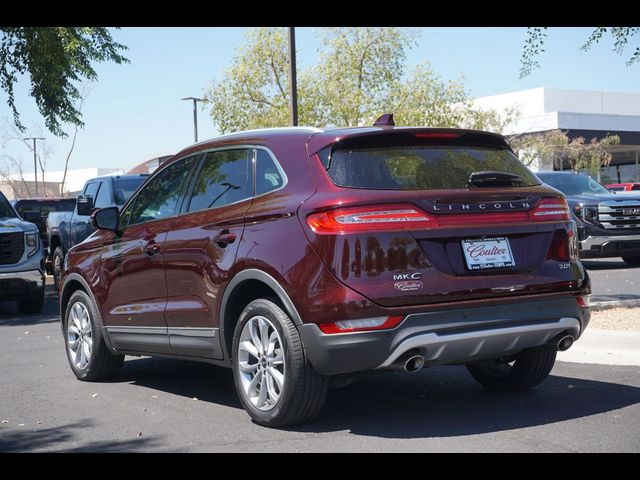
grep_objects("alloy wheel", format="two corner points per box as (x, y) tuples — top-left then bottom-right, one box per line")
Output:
(67, 302), (93, 370)
(237, 316), (286, 411)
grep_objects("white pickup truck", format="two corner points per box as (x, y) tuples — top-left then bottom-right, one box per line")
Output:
(0, 191), (45, 314)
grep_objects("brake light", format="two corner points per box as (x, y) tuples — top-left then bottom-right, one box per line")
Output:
(576, 295), (591, 307)
(307, 205), (436, 234)
(546, 229), (570, 261)
(529, 197), (570, 221)
(318, 315), (404, 334)
(414, 132), (461, 139)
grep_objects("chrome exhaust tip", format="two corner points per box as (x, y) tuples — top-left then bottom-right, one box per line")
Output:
(557, 335), (574, 352)
(404, 355), (425, 372)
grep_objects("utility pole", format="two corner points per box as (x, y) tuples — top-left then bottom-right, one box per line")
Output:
(24, 137), (45, 195)
(288, 27), (298, 126)
(181, 97), (205, 142)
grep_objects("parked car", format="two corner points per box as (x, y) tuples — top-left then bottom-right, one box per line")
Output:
(47, 174), (148, 287)
(605, 182), (640, 192)
(0, 191), (45, 314)
(59, 121), (591, 427)
(537, 171), (640, 266)
(13, 197), (76, 273)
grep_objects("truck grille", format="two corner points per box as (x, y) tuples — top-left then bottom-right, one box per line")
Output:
(598, 201), (640, 229)
(0, 232), (25, 265)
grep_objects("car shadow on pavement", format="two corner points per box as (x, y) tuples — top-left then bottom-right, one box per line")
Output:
(114, 357), (243, 410)
(0, 285), (59, 326)
(582, 260), (637, 270)
(0, 420), (161, 452)
(291, 365), (640, 438)
(108, 357), (640, 438)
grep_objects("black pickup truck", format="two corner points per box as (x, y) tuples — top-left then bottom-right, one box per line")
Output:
(537, 171), (640, 266)
(47, 174), (148, 286)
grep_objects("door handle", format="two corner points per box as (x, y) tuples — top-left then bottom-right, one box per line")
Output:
(143, 241), (161, 256)
(213, 230), (236, 248)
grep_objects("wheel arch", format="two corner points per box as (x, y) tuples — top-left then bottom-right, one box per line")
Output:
(60, 273), (118, 353)
(219, 269), (302, 361)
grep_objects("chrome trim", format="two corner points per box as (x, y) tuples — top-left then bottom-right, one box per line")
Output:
(377, 317), (581, 369)
(580, 234), (640, 250)
(120, 145), (288, 228)
(105, 326), (167, 335)
(168, 327), (217, 338)
(0, 269), (44, 284)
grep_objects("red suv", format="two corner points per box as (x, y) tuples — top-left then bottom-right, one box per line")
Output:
(59, 122), (591, 427)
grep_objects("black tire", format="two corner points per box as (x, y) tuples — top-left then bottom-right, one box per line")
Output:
(622, 255), (640, 267)
(17, 288), (45, 314)
(63, 290), (124, 381)
(232, 298), (329, 428)
(52, 247), (65, 290)
(467, 345), (557, 392)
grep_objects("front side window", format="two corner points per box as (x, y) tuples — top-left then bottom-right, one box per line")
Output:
(125, 156), (196, 226)
(187, 149), (253, 213)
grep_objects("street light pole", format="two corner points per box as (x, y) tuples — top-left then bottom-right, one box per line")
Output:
(288, 27), (298, 126)
(181, 97), (205, 143)
(24, 137), (45, 196)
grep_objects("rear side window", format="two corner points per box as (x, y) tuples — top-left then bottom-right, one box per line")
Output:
(94, 181), (111, 209)
(256, 149), (285, 196)
(633, 185), (640, 191)
(187, 149), (253, 212)
(327, 146), (540, 190)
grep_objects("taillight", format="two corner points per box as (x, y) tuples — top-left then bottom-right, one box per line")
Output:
(529, 197), (570, 221)
(318, 315), (404, 334)
(546, 229), (570, 261)
(307, 204), (436, 234)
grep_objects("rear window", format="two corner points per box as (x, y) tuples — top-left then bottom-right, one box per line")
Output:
(115, 177), (147, 205)
(326, 146), (540, 190)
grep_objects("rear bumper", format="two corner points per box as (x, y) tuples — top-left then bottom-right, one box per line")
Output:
(579, 234), (640, 258)
(0, 269), (45, 301)
(298, 296), (590, 376)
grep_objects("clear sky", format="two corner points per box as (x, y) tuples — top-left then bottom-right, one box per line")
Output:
(2, 27), (639, 174)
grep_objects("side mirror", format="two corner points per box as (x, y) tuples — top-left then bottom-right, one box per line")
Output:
(77, 195), (94, 216)
(91, 207), (120, 232)
(22, 210), (42, 225)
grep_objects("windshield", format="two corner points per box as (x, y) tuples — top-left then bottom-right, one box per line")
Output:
(537, 173), (610, 195)
(0, 193), (17, 218)
(114, 177), (147, 205)
(327, 146), (540, 190)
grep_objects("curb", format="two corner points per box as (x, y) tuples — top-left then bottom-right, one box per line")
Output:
(590, 300), (640, 311)
(558, 328), (640, 366)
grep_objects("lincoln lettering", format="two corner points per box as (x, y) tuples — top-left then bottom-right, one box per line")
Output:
(466, 243), (506, 258)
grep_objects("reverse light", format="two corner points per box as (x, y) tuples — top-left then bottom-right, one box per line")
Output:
(25, 232), (39, 258)
(307, 205), (436, 234)
(318, 315), (404, 334)
(576, 295), (591, 307)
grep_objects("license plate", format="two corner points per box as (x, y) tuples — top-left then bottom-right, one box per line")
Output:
(461, 237), (515, 270)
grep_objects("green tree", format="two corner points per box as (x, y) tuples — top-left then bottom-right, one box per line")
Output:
(0, 27), (128, 137)
(520, 27), (640, 77)
(510, 129), (620, 176)
(205, 27), (511, 133)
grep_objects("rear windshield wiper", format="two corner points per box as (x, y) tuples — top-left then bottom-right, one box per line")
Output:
(468, 171), (523, 187)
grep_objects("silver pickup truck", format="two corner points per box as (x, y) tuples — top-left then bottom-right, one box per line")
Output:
(0, 191), (45, 314)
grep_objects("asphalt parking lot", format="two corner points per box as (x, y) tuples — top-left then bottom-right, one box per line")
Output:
(0, 261), (639, 452)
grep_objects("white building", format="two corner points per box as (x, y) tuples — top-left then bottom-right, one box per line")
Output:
(473, 87), (640, 183)
(1, 167), (124, 199)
